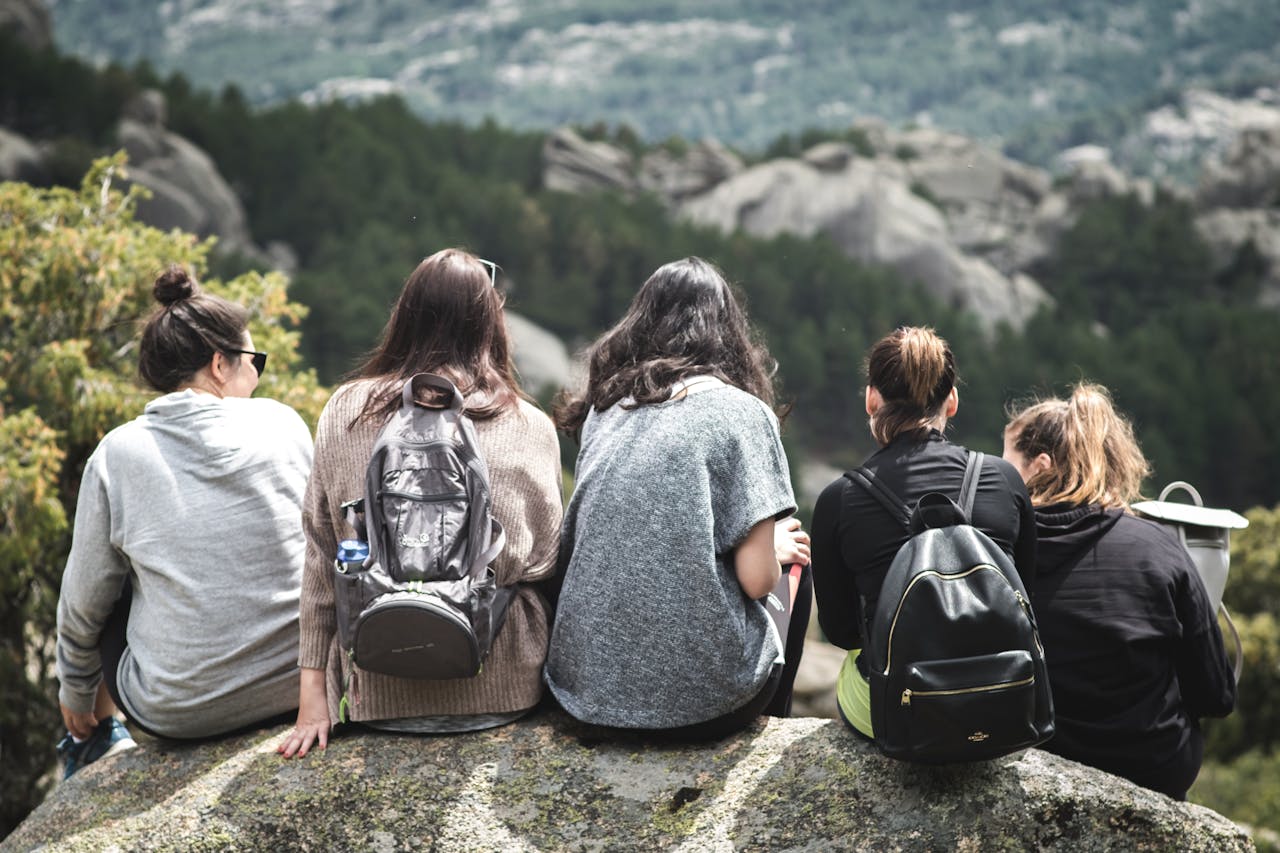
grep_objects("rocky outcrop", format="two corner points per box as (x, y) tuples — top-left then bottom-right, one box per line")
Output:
(117, 90), (269, 264)
(1196, 208), (1280, 308)
(678, 152), (1051, 331)
(543, 127), (636, 195)
(0, 0), (51, 50)
(1198, 125), (1280, 211)
(506, 311), (575, 395)
(5, 713), (1251, 851)
(0, 127), (45, 184)
(638, 139), (743, 201)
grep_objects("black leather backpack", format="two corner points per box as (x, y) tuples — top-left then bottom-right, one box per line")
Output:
(847, 451), (1055, 763)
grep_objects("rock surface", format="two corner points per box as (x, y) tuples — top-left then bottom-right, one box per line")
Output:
(116, 90), (269, 264)
(678, 153), (1051, 331)
(543, 127), (636, 195)
(0, 0), (50, 50)
(506, 311), (576, 395)
(0, 126), (46, 184)
(5, 713), (1252, 852)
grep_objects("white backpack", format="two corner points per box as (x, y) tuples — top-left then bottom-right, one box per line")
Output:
(1132, 481), (1248, 682)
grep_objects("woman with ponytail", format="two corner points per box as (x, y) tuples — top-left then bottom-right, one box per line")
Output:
(1004, 383), (1234, 799)
(810, 326), (1036, 741)
(55, 266), (312, 776)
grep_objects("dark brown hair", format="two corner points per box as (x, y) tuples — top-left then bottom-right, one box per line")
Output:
(139, 265), (249, 393)
(352, 248), (523, 424)
(555, 256), (781, 438)
(1005, 383), (1150, 508)
(866, 326), (957, 446)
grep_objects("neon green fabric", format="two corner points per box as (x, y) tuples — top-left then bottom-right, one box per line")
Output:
(836, 649), (874, 738)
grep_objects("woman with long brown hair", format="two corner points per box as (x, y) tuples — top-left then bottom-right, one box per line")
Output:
(810, 326), (1036, 740)
(280, 249), (562, 757)
(1003, 383), (1235, 799)
(545, 256), (811, 740)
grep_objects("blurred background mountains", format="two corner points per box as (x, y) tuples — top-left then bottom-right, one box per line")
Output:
(5, 0), (1280, 510)
(44, 0), (1280, 178)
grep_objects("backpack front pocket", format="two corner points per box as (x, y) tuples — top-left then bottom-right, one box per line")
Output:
(898, 650), (1038, 761)
(379, 460), (468, 581)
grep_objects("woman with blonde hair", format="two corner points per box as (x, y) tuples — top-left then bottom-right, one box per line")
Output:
(279, 249), (562, 757)
(811, 326), (1036, 741)
(1003, 382), (1235, 800)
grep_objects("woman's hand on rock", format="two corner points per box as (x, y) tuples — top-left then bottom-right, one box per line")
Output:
(279, 668), (330, 758)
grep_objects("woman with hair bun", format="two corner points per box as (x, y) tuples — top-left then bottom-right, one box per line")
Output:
(55, 266), (312, 776)
(1003, 382), (1235, 799)
(810, 326), (1036, 740)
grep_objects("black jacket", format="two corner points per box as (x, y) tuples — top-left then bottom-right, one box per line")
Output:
(811, 429), (1037, 650)
(1031, 503), (1236, 800)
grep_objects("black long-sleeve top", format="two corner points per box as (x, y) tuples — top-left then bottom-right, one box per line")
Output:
(1030, 503), (1236, 800)
(811, 429), (1037, 650)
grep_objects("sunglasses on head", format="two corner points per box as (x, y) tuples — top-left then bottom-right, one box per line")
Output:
(231, 349), (268, 376)
(477, 258), (498, 287)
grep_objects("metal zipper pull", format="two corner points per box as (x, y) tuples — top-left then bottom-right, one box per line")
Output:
(901, 689), (912, 706)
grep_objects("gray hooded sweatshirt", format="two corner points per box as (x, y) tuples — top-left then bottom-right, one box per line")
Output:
(56, 390), (312, 737)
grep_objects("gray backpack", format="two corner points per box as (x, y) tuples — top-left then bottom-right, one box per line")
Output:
(332, 373), (510, 680)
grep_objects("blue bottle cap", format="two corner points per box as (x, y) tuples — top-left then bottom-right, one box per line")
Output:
(337, 539), (369, 563)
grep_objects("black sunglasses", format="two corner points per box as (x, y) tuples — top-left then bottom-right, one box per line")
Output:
(230, 349), (268, 377)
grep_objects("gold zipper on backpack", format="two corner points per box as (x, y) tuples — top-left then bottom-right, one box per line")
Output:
(900, 675), (1036, 706)
(883, 565), (1002, 675)
(1014, 589), (1046, 658)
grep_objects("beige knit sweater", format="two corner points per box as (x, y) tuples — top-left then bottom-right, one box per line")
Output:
(298, 379), (562, 722)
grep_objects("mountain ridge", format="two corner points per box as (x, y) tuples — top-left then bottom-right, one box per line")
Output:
(48, 0), (1280, 171)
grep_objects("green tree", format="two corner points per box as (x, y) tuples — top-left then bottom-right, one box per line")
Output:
(1190, 503), (1280, 845)
(0, 156), (326, 836)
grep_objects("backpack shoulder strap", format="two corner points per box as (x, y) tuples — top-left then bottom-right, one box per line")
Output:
(845, 466), (912, 533)
(958, 451), (983, 519)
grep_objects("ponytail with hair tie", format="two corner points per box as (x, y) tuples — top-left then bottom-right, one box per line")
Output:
(1007, 383), (1149, 508)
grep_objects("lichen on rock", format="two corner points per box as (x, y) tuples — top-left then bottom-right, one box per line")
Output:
(2, 712), (1253, 852)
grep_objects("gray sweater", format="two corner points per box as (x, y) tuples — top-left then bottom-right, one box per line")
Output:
(545, 384), (795, 728)
(56, 390), (313, 737)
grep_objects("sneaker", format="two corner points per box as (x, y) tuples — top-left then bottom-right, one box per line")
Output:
(56, 717), (137, 780)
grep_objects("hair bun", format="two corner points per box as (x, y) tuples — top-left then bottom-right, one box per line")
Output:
(153, 265), (198, 306)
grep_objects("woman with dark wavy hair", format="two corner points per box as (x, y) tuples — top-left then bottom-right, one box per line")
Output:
(280, 249), (562, 757)
(545, 257), (810, 740)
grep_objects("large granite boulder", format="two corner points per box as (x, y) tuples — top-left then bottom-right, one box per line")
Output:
(116, 90), (269, 264)
(1198, 125), (1280, 210)
(0, 126), (45, 184)
(506, 311), (575, 396)
(1196, 207), (1280, 308)
(4, 713), (1250, 851)
(679, 154), (1050, 331)
(639, 139), (743, 202)
(0, 0), (50, 50)
(543, 127), (636, 195)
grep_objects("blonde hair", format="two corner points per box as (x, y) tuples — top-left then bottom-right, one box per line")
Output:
(866, 326), (956, 446)
(1005, 383), (1150, 508)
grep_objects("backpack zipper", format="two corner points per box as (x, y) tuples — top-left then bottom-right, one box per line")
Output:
(901, 675), (1036, 706)
(378, 489), (467, 501)
(883, 565), (1008, 675)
